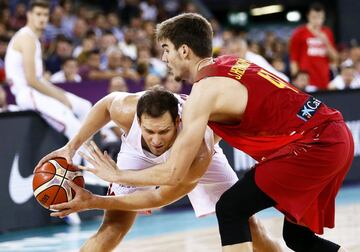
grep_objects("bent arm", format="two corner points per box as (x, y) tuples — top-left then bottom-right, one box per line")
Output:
(67, 92), (131, 151)
(93, 139), (212, 211)
(20, 34), (70, 106)
(112, 81), (216, 186)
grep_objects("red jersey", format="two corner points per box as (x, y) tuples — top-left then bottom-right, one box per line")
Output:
(289, 25), (336, 89)
(195, 55), (342, 161)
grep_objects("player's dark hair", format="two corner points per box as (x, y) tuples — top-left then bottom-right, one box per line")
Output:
(137, 87), (179, 124)
(308, 2), (325, 13)
(29, 0), (50, 10)
(155, 13), (213, 58)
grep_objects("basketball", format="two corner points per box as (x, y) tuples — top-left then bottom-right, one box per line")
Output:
(33, 157), (85, 209)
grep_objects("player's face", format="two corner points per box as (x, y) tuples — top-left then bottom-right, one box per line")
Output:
(160, 39), (189, 82)
(308, 10), (325, 29)
(27, 7), (49, 31)
(140, 111), (179, 156)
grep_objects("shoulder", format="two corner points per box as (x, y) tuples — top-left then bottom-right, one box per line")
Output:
(109, 92), (140, 129)
(291, 25), (307, 36)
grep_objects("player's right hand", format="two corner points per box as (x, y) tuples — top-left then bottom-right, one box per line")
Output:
(34, 145), (75, 172)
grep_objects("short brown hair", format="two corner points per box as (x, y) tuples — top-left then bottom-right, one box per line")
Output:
(156, 13), (213, 58)
(29, 0), (50, 10)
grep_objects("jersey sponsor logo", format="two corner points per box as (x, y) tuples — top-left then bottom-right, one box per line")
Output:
(297, 96), (322, 121)
(9, 153), (34, 204)
(228, 58), (251, 80)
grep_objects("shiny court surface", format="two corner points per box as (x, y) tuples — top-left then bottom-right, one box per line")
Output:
(0, 185), (359, 252)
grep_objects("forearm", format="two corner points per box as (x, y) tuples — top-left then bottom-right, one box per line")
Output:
(326, 44), (338, 62)
(92, 183), (194, 211)
(67, 97), (112, 151)
(30, 79), (69, 104)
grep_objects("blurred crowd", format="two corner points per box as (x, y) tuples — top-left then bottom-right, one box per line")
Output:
(0, 0), (360, 103)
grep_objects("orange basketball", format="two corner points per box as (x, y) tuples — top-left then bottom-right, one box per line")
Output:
(33, 157), (85, 209)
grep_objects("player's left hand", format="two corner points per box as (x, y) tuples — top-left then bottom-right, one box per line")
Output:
(78, 141), (119, 183)
(50, 181), (94, 218)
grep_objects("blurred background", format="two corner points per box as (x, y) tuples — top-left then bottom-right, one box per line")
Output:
(0, 0), (359, 251)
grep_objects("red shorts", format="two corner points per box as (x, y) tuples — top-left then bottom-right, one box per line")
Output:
(255, 120), (354, 234)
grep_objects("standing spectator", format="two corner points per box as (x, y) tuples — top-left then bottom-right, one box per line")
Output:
(289, 2), (338, 90)
(50, 57), (81, 83)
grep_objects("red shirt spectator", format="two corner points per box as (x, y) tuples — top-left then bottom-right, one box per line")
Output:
(289, 3), (338, 90)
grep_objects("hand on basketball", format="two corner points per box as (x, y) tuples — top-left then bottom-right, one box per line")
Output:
(50, 180), (93, 218)
(78, 141), (119, 183)
(35, 145), (75, 172)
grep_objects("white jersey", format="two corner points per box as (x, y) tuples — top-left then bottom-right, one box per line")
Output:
(109, 94), (239, 217)
(5, 26), (43, 95)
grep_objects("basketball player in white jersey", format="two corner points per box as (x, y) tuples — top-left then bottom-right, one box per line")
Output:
(38, 88), (283, 252)
(4, 0), (91, 141)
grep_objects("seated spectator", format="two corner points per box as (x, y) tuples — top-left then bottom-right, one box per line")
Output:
(225, 37), (289, 81)
(328, 62), (360, 90)
(51, 57), (81, 83)
(163, 75), (182, 93)
(108, 76), (128, 93)
(292, 70), (318, 92)
(79, 49), (121, 81)
(0, 85), (19, 112)
(118, 28), (137, 60)
(73, 30), (96, 60)
(144, 74), (161, 90)
(45, 35), (73, 74)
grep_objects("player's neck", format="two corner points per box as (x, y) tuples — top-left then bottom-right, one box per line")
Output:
(190, 57), (214, 82)
(26, 24), (42, 38)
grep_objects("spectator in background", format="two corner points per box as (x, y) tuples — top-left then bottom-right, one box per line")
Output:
(225, 37), (289, 81)
(98, 31), (118, 69)
(0, 35), (9, 61)
(163, 75), (182, 93)
(107, 12), (124, 42)
(45, 35), (73, 74)
(44, 5), (68, 42)
(292, 70), (318, 92)
(79, 49), (123, 81)
(71, 18), (88, 47)
(109, 76), (128, 93)
(0, 85), (19, 112)
(9, 2), (27, 31)
(59, 0), (77, 36)
(144, 73), (161, 90)
(289, 2), (338, 90)
(73, 30), (96, 59)
(328, 62), (360, 90)
(118, 28), (137, 60)
(51, 57), (81, 83)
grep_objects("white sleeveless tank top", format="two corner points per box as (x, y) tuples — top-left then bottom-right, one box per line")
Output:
(117, 94), (186, 170)
(5, 26), (43, 95)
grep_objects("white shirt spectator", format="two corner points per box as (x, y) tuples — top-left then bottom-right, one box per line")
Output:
(50, 70), (82, 83)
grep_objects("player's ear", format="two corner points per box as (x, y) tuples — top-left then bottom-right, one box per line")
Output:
(179, 44), (189, 59)
(175, 116), (180, 127)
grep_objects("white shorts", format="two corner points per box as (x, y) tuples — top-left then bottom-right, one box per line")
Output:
(108, 146), (238, 217)
(15, 87), (92, 139)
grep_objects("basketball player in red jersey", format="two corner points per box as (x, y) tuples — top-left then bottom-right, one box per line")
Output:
(76, 13), (353, 252)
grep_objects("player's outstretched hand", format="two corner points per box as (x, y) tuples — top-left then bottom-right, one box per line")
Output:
(34, 145), (75, 172)
(78, 141), (119, 183)
(50, 180), (93, 218)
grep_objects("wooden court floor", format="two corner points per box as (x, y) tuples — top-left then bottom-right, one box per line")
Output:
(117, 203), (360, 252)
